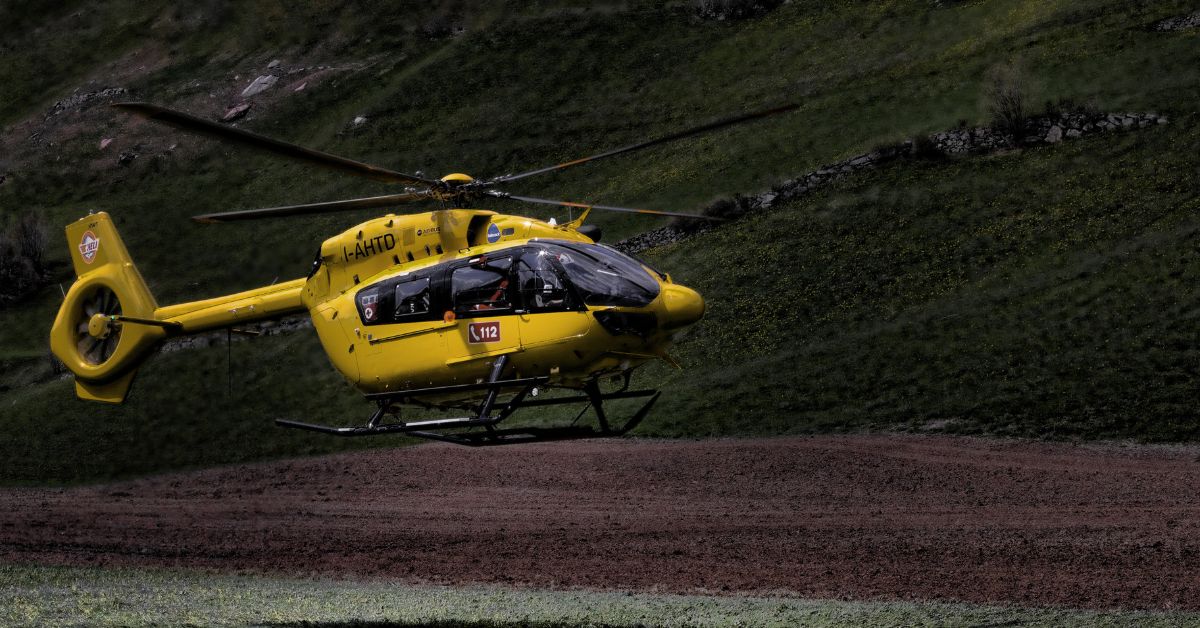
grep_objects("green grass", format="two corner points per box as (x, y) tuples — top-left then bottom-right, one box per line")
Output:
(638, 119), (1200, 441)
(0, 330), (390, 485)
(3, 564), (1197, 627)
(2, 0), (1200, 483)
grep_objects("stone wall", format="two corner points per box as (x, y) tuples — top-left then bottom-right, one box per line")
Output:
(1154, 11), (1200, 31)
(616, 111), (1168, 254)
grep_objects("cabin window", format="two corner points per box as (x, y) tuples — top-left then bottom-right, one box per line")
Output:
(452, 257), (513, 315)
(393, 277), (432, 320)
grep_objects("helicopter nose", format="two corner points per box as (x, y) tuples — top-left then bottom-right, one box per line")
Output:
(660, 284), (705, 330)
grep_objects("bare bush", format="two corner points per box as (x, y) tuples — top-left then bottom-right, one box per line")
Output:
(693, 0), (783, 21)
(420, 14), (460, 38)
(1043, 97), (1100, 120)
(0, 212), (50, 305)
(666, 194), (756, 233)
(0, 236), (40, 305)
(47, 349), (65, 377)
(909, 134), (946, 160)
(15, 212), (47, 273)
(703, 194), (757, 220)
(420, 4), (464, 39)
(983, 62), (1027, 140)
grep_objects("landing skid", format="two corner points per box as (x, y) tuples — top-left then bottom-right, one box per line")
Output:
(275, 355), (660, 446)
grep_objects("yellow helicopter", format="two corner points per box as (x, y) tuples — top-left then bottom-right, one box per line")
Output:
(49, 102), (796, 445)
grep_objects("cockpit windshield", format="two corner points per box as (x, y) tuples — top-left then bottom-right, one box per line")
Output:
(539, 241), (660, 307)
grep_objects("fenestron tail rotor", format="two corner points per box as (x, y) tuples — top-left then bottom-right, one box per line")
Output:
(114, 101), (798, 223)
(75, 287), (123, 365)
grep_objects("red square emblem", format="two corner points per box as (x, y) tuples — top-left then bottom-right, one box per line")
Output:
(468, 321), (500, 343)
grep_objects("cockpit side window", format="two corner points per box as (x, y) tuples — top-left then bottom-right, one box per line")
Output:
(452, 257), (514, 316)
(517, 249), (576, 313)
(393, 277), (432, 320)
(357, 271), (439, 326)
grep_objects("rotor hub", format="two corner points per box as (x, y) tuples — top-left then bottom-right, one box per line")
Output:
(87, 313), (115, 339)
(440, 173), (475, 186)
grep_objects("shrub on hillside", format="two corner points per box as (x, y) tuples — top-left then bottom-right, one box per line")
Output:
(420, 13), (463, 39)
(909, 134), (946, 161)
(1042, 97), (1101, 120)
(983, 62), (1027, 141)
(0, 212), (49, 306)
(14, 212), (46, 271)
(667, 194), (757, 233)
(703, 194), (757, 220)
(419, 4), (464, 39)
(693, 0), (783, 21)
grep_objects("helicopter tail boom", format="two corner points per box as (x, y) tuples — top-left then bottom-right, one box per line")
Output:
(49, 212), (309, 404)
(152, 278), (306, 334)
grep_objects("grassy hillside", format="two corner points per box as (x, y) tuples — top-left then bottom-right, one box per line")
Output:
(1, 0), (1198, 483)
(644, 121), (1200, 441)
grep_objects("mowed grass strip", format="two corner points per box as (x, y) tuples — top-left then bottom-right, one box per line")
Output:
(2, 564), (1196, 628)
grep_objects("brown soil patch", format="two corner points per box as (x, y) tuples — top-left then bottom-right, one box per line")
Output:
(2, 435), (1199, 610)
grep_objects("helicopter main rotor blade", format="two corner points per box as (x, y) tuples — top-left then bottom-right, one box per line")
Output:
(114, 102), (439, 187)
(486, 103), (800, 185)
(193, 191), (437, 223)
(486, 191), (721, 220)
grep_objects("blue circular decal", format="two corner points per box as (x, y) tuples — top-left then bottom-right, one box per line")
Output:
(486, 223), (501, 243)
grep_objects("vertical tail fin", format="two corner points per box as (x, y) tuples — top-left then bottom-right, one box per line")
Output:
(49, 212), (165, 403)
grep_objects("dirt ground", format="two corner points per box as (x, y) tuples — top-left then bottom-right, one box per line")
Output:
(2, 435), (1199, 610)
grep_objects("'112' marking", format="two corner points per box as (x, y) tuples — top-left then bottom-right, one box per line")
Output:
(468, 321), (500, 343)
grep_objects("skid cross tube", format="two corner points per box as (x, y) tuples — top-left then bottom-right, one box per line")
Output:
(408, 389), (661, 447)
(362, 375), (548, 402)
(275, 394), (528, 436)
(276, 358), (661, 444)
(516, 389), (658, 408)
(278, 355), (523, 436)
